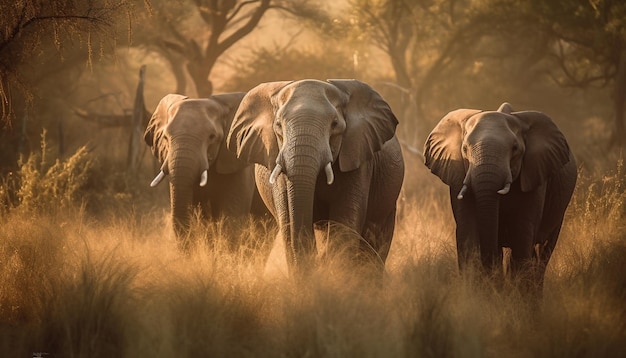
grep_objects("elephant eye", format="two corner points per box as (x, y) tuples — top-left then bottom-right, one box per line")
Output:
(209, 133), (216, 141)
(274, 120), (283, 138)
(330, 116), (344, 133)
(462, 145), (468, 154)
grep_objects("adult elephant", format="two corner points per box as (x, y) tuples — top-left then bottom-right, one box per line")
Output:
(424, 103), (577, 292)
(145, 93), (263, 249)
(227, 79), (404, 276)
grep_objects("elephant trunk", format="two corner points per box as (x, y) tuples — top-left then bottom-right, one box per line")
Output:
(170, 180), (193, 240)
(286, 168), (318, 272)
(281, 124), (330, 273)
(471, 163), (505, 272)
(168, 139), (209, 246)
(169, 157), (196, 240)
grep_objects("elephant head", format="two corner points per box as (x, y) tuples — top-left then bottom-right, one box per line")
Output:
(144, 92), (246, 238)
(424, 103), (572, 269)
(227, 79), (398, 272)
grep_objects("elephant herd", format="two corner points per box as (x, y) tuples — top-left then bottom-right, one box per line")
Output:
(144, 79), (577, 293)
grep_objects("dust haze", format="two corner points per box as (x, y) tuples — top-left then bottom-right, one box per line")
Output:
(1, 1), (625, 357)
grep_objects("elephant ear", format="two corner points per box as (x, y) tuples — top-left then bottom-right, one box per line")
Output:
(513, 111), (572, 192)
(210, 92), (248, 174)
(227, 81), (291, 169)
(144, 94), (188, 163)
(328, 79), (398, 172)
(424, 109), (481, 187)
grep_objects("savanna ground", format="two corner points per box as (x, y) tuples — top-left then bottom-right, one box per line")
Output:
(1, 141), (625, 358)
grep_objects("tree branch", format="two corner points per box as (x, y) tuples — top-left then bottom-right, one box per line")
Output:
(217, 0), (270, 53)
(227, 0), (260, 22)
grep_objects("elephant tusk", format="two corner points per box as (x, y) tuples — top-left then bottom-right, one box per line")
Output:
(269, 163), (283, 184)
(150, 170), (166, 187)
(457, 184), (468, 200)
(325, 162), (334, 185)
(497, 182), (511, 195)
(199, 170), (208, 187)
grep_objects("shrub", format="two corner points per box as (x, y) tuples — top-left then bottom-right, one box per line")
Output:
(2, 130), (97, 213)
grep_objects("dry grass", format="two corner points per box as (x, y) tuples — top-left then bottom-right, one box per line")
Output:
(0, 151), (625, 357)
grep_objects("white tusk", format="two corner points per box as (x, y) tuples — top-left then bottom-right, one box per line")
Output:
(269, 163), (282, 184)
(497, 182), (511, 195)
(199, 170), (208, 187)
(150, 170), (166, 187)
(457, 184), (468, 200)
(325, 162), (334, 185)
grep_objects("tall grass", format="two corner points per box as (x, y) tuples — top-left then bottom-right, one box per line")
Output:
(0, 150), (625, 357)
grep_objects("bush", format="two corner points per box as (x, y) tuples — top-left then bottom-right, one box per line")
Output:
(16, 132), (96, 213)
(0, 129), (158, 217)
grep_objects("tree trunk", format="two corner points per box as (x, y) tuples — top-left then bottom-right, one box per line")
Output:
(611, 47), (626, 148)
(187, 57), (214, 97)
(162, 51), (187, 95)
(127, 65), (146, 172)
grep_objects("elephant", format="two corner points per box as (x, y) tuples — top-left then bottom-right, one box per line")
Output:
(227, 79), (404, 276)
(424, 102), (577, 292)
(144, 92), (265, 249)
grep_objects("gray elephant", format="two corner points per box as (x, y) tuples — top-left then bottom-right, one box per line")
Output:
(144, 93), (263, 249)
(227, 79), (404, 276)
(424, 103), (577, 291)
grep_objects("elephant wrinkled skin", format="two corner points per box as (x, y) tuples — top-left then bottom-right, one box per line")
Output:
(144, 93), (264, 249)
(424, 103), (577, 292)
(227, 79), (404, 276)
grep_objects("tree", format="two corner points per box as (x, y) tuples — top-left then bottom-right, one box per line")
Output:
(132, 0), (274, 97)
(0, 0), (147, 171)
(223, 44), (356, 92)
(318, 0), (487, 146)
(517, 0), (626, 147)
(318, 0), (582, 148)
(0, 0), (137, 124)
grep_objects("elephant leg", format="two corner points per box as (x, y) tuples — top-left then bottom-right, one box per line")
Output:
(534, 159), (577, 291)
(209, 167), (255, 218)
(362, 208), (396, 272)
(191, 168), (253, 250)
(533, 225), (561, 292)
(535, 204), (568, 285)
(199, 197), (212, 227)
(502, 187), (545, 293)
(507, 221), (535, 279)
(374, 208), (396, 264)
(326, 165), (370, 261)
(191, 184), (211, 220)
(449, 188), (479, 271)
(493, 217), (531, 293)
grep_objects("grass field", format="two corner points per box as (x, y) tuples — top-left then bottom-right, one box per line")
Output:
(0, 149), (625, 357)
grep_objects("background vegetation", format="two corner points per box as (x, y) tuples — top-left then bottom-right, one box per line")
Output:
(1, 0), (625, 356)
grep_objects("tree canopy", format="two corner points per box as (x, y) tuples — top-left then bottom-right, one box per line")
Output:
(0, 0), (136, 122)
(0, 0), (624, 174)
